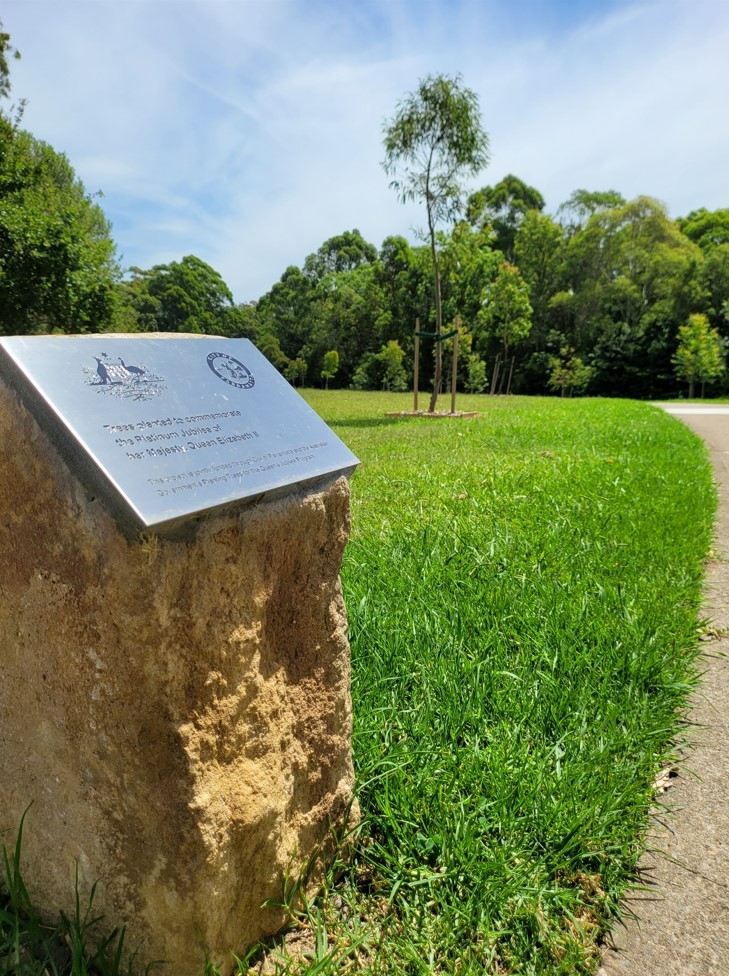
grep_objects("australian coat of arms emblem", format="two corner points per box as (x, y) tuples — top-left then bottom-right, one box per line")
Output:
(82, 353), (166, 401)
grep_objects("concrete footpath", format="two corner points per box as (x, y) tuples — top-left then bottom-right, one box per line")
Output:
(599, 405), (729, 976)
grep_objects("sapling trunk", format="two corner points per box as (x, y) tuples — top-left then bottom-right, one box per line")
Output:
(428, 201), (443, 413)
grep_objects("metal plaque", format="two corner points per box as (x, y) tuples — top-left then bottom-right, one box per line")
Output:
(0, 335), (359, 530)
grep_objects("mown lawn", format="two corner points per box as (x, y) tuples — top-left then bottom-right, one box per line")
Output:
(268, 391), (714, 975)
(1, 392), (716, 976)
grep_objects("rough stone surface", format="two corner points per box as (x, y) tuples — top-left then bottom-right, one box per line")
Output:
(599, 405), (729, 976)
(0, 378), (356, 974)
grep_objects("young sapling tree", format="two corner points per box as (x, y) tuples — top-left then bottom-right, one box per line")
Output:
(382, 74), (489, 411)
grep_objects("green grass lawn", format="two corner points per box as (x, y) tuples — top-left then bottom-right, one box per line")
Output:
(269, 391), (715, 975)
(2, 392), (716, 976)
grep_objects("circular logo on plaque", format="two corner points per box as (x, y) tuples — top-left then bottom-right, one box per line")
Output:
(207, 352), (255, 389)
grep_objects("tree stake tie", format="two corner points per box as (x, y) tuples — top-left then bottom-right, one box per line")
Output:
(415, 329), (459, 341)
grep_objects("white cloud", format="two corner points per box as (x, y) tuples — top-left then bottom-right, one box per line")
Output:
(3, 0), (728, 302)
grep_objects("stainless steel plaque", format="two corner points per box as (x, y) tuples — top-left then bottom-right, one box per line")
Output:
(0, 335), (359, 530)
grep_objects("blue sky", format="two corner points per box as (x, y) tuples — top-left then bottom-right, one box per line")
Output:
(3, 0), (728, 302)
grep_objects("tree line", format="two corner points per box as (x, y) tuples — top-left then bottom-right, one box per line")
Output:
(218, 193), (729, 400)
(1, 33), (727, 399)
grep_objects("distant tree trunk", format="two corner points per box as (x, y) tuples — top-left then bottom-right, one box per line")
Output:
(490, 354), (501, 395)
(506, 357), (515, 395)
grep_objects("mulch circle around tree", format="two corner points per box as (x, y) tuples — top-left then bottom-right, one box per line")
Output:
(385, 410), (480, 418)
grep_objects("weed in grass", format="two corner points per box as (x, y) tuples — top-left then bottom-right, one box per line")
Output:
(0, 805), (59, 975)
(57, 864), (152, 976)
(243, 807), (371, 975)
(1, 810), (158, 976)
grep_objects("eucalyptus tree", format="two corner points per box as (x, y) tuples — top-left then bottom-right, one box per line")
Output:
(547, 346), (593, 397)
(467, 174), (545, 259)
(678, 208), (729, 253)
(320, 349), (340, 389)
(307, 261), (389, 387)
(303, 229), (377, 280)
(556, 189), (626, 235)
(477, 260), (533, 363)
(117, 256), (241, 336)
(256, 265), (316, 361)
(699, 244), (729, 332)
(550, 196), (703, 396)
(513, 211), (565, 343)
(678, 210), (729, 332)
(440, 221), (501, 329)
(673, 313), (725, 398)
(256, 331), (288, 369)
(377, 235), (424, 347)
(383, 73), (489, 411)
(283, 357), (308, 387)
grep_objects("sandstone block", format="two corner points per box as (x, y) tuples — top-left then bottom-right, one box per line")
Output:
(0, 378), (356, 973)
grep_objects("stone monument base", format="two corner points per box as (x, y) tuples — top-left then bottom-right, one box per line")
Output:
(0, 380), (356, 974)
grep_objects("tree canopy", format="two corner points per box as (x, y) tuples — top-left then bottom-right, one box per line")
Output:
(0, 120), (119, 334)
(2, 30), (727, 402)
(672, 313), (725, 398)
(467, 174), (545, 259)
(116, 255), (244, 336)
(0, 18), (20, 102)
(0, 21), (118, 335)
(678, 208), (729, 253)
(478, 261), (532, 359)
